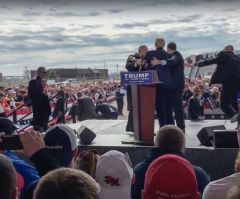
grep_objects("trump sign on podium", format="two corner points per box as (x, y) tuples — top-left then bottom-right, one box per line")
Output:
(120, 71), (159, 85)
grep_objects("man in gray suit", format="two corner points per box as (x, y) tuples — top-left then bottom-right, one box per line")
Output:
(76, 92), (96, 121)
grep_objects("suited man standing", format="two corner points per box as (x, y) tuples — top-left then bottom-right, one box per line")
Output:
(28, 66), (51, 132)
(188, 86), (204, 121)
(76, 91), (96, 121)
(145, 38), (174, 127)
(198, 45), (240, 118)
(125, 45), (148, 132)
(151, 42), (185, 132)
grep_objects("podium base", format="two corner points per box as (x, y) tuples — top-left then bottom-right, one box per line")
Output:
(121, 137), (154, 146)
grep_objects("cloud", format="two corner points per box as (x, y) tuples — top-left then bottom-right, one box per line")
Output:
(48, 12), (81, 17)
(0, 0), (240, 75)
(108, 8), (124, 14)
(47, 11), (100, 17)
(114, 15), (201, 29)
(115, 22), (149, 28)
(22, 10), (41, 16)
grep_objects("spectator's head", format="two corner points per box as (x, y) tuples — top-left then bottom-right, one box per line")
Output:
(138, 45), (148, 57)
(77, 91), (83, 98)
(0, 154), (18, 199)
(155, 38), (165, 48)
(142, 154), (200, 199)
(167, 42), (177, 54)
(154, 125), (185, 154)
(44, 124), (78, 167)
(0, 92), (5, 100)
(224, 45), (234, 52)
(0, 117), (19, 135)
(96, 150), (134, 199)
(184, 84), (191, 92)
(193, 86), (201, 97)
(74, 150), (99, 178)
(7, 90), (16, 99)
(33, 168), (99, 199)
(227, 186), (240, 199)
(37, 66), (47, 79)
(20, 90), (27, 96)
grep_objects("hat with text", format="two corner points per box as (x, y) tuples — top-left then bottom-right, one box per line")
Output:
(144, 154), (199, 199)
(44, 124), (77, 166)
(96, 150), (133, 199)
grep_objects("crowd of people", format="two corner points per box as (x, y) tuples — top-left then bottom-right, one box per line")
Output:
(0, 68), (122, 129)
(0, 121), (240, 199)
(125, 39), (240, 132)
(0, 37), (240, 199)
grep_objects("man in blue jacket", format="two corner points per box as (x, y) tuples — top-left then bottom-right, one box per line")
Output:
(131, 125), (210, 199)
(145, 38), (174, 127)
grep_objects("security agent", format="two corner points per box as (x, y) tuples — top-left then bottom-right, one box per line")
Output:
(198, 45), (240, 119)
(125, 45), (148, 132)
(151, 42), (185, 132)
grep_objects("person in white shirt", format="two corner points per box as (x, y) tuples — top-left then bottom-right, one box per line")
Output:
(203, 150), (240, 199)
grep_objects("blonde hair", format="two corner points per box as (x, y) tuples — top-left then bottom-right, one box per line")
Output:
(33, 168), (99, 199)
(155, 38), (165, 48)
(74, 150), (99, 178)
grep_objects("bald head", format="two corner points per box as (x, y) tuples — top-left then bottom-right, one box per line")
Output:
(154, 125), (185, 153)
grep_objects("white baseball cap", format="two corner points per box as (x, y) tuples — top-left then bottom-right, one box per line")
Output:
(7, 89), (16, 94)
(96, 150), (133, 199)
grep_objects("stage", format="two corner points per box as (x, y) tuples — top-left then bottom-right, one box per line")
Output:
(68, 119), (236, 148)
(67, 119), (238, 180)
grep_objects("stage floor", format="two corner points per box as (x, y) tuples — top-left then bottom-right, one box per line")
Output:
(67, 119), (237, 148)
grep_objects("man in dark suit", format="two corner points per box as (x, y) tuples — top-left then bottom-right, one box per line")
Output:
(145, 38), (174, 127)
(96, 102), (118, 119)
(125, 45), (148, 132)
(28, 66), (51, 132)
(76, 91), (96, 121)
(198, 45), (240, 118)
(151, 42), (185, 131)
(188, 86), (204, 121)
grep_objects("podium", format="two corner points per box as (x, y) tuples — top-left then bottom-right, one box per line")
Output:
(120, 71), (160, 145)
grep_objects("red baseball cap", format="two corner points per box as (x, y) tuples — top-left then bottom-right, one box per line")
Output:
(144, 154), (199, 199)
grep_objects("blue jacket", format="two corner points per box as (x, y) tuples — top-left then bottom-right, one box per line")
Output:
(4, 151), (40, 194)
(145, 48), (174, 89)
(131, 148), (210, 199)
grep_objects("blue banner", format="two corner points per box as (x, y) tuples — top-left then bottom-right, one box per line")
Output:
(120, 71), (153, 85)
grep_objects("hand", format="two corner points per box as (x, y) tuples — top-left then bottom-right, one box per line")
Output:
(128, 56), (136, 61)
(19, 130), (46, 158)
(151, 57), (161, 66)
(135, 59), (142, 67)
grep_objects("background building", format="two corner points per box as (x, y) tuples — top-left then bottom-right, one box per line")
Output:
(30, 67), (108, 81)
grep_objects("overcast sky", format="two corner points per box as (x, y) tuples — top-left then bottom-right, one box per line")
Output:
(0, 0), (240, 76)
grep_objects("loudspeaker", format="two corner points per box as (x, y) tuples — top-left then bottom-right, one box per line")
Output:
(197, 125), (226, 146)
(213, 130), (239, 148)
(76, 125), (96, 145)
